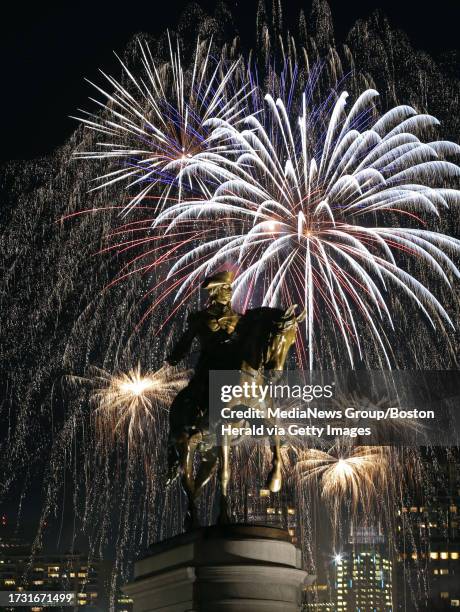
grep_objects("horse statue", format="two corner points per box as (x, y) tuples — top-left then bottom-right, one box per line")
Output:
(165, 271), (305, 528)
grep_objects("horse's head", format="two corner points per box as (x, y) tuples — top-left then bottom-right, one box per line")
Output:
(235, 305), (305, 374)
(264, 304), (306, 371)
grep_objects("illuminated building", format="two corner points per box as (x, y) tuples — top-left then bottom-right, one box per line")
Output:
(0, 515), (113, 610)
(303, 582), (335, 610)
(115, 591), (134, 612)
(304, 525), (394, 611)
(333, 548), (393, 610)
(397, 450), (460, 610)
(243, 486), (298, 543)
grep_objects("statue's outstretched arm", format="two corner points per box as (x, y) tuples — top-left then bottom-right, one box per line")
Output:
(165, 315), (197, 365)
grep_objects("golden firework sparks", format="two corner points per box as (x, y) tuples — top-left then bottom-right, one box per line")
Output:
(297, 444), (390, 514)
(72, 364), (190, 450)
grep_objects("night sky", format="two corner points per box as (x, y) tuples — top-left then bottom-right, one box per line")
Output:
(1, 0), (459, 163)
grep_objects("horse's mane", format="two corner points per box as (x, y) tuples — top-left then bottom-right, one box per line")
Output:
(233, 307), (287, 369)
(236, 307), (285, 334)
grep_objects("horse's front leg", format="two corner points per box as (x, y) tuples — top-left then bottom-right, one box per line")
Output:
(193, 447), (219, 501)
(218, 433), (232, 524)
(267, 435), (282, 493)
(177, 432), (200, 530)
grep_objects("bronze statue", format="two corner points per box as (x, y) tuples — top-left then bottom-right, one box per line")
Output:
(166, 270), (305, 528)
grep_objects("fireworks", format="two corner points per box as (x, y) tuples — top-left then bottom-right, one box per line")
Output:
(3, 4), (459, 604)
(152, 89), (460, 367)
(73, 36), (250, 213)
(297, 444), (390, 519)
(75, 364), (189, 450)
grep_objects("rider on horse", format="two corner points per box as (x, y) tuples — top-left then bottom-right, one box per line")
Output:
(166, 270), (240, 442)
(165, 270), (304, 527)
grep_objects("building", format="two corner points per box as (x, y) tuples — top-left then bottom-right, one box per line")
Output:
(396, 450), (460, 610)
(243, 486), (298, 542)
(115, 591), (134, 612)
(303, 581), (335, 611)
(0, 515), (133, 611)
(333, 548), (393, 611)
(305, 525), (394, 611)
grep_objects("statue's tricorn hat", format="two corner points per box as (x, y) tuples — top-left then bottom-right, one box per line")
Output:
(202, 270), (235, 289)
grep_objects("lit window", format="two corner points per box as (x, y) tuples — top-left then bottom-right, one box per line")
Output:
(441, 592), (449, 599)
(430, 552), (439, 560)
(440, 552), (449, 560)
(450, 506), (458, 514)
(451, 600), (460, 607)
(4, 579), (15, 585)
(440, 569), (449, 575)
(451, 552), (459, 560)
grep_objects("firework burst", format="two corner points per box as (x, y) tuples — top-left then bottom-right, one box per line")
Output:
(73, 35), (250, 213)
(297, 444), (390, 520)
(152, 89), (460, 366)
(73, 364), (189, 451)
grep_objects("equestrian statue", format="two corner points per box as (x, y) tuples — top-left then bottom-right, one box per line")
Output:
(165, 270), (305, 528)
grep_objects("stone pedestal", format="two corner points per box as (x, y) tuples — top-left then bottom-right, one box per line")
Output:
(123, 524), (313, 612)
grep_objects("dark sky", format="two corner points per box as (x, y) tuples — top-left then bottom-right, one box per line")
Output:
(1, 0), (459, 163)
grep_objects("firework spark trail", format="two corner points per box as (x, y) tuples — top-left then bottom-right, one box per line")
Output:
(70, 364), (190, 452)
(296, 444), (390, 522)
(73, 35), (252, 214)
(152, 88), (460, 367)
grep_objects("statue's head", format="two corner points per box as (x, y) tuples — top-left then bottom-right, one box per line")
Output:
(202, 271), (235, 305)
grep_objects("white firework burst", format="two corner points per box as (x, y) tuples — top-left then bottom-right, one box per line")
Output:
(73, 35), (250, 213)
(154, 89), (460, 367)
